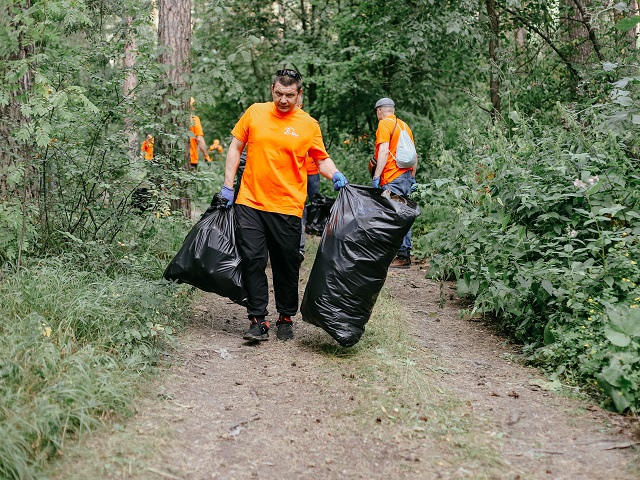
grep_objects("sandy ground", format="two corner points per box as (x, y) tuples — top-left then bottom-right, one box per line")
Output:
(54, 238), (640, 480)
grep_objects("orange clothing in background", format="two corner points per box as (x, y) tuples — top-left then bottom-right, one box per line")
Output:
(141, 138), (154, 160)
(374, 115), (414, 185)
(231, 102), (329, 217)
(189, 115), (204, 164)
(305, 155), (319, 175)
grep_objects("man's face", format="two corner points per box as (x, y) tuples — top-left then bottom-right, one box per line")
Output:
(375, 107), (384, 121)
(272, 81), (301, 113)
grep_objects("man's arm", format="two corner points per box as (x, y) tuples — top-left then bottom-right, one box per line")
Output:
(224, 137), (246, 188)
(412, 157), (418, 177)
(373, 142), (390, 179)
(316, 157), (340, 179)
(196, 135), (211, 161)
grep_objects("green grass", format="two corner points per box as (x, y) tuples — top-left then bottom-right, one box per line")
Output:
(0, 245), (192, 479)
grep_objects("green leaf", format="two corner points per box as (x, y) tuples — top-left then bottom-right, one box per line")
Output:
(508, 111), (521, 124)
(615, 16), (640, 32)
(607, 306), (640, 337)
(604, 325), (631, 347)
(543, 321), (555, 345)
(597, 205), (625, 216)
(586, 182), (601, 195)
(612, 390), (631, 413)
(541, 279), (554, 295)
(600, 363), (624, 388)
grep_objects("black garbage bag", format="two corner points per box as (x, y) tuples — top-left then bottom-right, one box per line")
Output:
(305, 193), (335, 236)
(301, 185), (418, 347)
(163, 194), (247, 306)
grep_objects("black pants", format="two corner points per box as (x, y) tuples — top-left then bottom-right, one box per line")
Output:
(235, 205), (301, 319)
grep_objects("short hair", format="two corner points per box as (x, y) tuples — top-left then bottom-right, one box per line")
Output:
(273, 69), (302, 91)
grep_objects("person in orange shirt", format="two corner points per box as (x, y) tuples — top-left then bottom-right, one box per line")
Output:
(372, 97), (418, 268)
(221, 69), (348, 342)
(140, 134), (154, 160)
(188, 98), (211, 168)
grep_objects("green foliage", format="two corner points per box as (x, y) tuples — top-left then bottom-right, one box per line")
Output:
(0, 231), (192, 478)
(2, 7), (640, 478)
(417, 109), (640, 412)
(0, 201), (37, 264)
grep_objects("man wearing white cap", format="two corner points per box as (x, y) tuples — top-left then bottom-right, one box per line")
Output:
(371, 97), (418, 268)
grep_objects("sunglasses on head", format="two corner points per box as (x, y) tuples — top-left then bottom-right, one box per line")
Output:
(276, 69), (302, 80)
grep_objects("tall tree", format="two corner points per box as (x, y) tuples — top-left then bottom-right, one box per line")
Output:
(157, 0), (192, 216)
(564, 0), (604, 63)
(0, 0), (36, 201)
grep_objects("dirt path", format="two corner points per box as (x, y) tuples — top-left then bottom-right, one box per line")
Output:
(53, 239), (639, 480)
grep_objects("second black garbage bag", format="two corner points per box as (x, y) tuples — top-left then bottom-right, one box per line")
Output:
(301, 184), (419, 347)
(163, 194), (247, 306)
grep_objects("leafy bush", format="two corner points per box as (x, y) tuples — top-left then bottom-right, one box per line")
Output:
(417, 113), (640, 412)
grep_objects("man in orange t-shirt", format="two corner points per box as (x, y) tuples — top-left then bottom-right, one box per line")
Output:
(220, 69), (348, 342)
(372, 97), (418, 268)
(188, 98), (211, 168)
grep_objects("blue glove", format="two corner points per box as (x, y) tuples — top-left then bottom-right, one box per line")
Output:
(332, 171), (348, 191)
(221, 185), (234, 207)
(372, 176), (380, 189)
(409, 177), (418, 193)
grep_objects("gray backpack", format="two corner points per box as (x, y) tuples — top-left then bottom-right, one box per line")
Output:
(389, 119), (417, 169)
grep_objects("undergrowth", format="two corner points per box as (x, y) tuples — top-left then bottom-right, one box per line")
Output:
(416, 109), (640, 413)
(0, 218), (193, 479)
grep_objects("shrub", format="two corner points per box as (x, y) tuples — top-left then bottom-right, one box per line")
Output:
(417, 113), (640, 412)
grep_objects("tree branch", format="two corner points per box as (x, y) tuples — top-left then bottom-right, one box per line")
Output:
(496, 1), (580, 79)
(570, 0), (604, 62)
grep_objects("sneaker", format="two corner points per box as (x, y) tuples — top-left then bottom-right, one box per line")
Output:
(297, 251), (305, 266)
(390, 256), (411, 269)
(243, 318), (269, 342)
(276, 315), (294, 341)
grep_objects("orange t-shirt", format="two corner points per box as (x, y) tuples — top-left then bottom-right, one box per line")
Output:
(189, 115), (204, 164)
(374, 115), (414, 185)
(305, 155), (319, 175)
(141, 139), (154, 160)
(232, 102), (329, 217)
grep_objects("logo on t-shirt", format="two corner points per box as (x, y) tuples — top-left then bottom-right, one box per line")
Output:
(283, 127), (299, 137)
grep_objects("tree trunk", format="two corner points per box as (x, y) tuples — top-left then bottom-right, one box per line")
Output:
(486, 0), (501, 123)
(570, 0), (603, 61)
(563, 0), (603, 64)
(0, 0), (36, 201)
(157, 0), (192, 217)
(123, 15), (138, 162)
(158, 0), (191, 100)
(631, 0), (640, 49)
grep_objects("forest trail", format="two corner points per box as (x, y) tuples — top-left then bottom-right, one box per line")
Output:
(54, 239), (639, 480)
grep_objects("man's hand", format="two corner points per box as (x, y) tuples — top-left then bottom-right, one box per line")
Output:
(332, 171), (348, 191)
(372, 176), (380, 189)
(221, 185), (234, 207)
